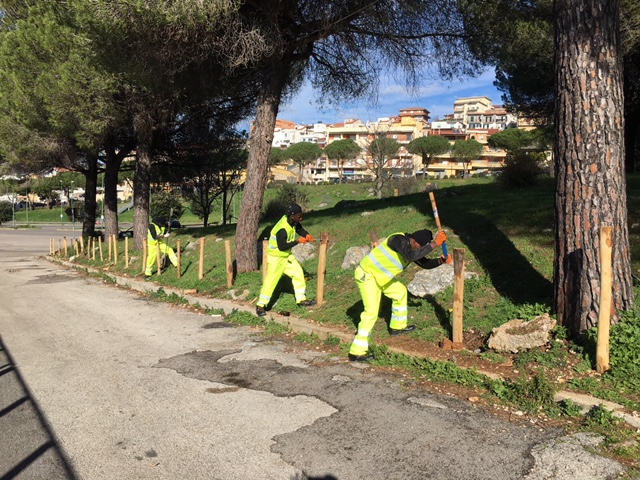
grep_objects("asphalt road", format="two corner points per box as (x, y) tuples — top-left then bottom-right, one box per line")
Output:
(0, 226), (631, 480)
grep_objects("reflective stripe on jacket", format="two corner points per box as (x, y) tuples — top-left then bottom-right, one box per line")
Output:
(147, 222), (165, 243)
(267, 215), (295, 257)
(359, 233), (410, 285)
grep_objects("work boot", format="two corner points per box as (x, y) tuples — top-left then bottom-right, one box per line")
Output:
(297, 299), (316, 307)
(348, 352), (374, 362)
(389, 325), (417, 336)
(256, 306), (266, 317)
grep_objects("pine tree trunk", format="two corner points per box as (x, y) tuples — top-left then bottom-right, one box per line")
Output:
(103, 142), (126, 241)
(133, 115), (153, 250)
(235, 62), (288, 273)
(553, 0), (634, 336)
(82, 154), (98, 238)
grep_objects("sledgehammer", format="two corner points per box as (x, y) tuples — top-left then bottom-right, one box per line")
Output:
(428, 191), (448, 260)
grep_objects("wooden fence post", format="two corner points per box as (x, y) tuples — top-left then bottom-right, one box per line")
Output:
(452, 248), (465, 347)
(262, 239), (268, 282)
(225, 240), (234, 287)
(124, 236), (129, 267)
(98, 235), (104, 262)
(112, 235), (118, 264)
(141, 238), (147, 274)
(596, 226), (613, 373)
(198, 237), (206, 280)
(64, 237), (68, 257)
(316, 232), (329, 306)
(176, 239), (181, 278)
(156, 242), (162, 275)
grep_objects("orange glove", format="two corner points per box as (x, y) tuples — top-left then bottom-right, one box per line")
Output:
(305, 234), (315, 242)
(434, 231), (447, 246)
(440, 254), (453, 265)
(298, 237), (308, 243)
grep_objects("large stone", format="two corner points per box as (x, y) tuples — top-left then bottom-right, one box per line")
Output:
(487, 314), (556, 353)
(341, 246), (371, 269)
(407, 265), (478, 297)
(292, 242), (316, 263)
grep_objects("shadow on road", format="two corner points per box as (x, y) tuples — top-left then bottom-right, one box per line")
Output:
(0, 336), (78, 480)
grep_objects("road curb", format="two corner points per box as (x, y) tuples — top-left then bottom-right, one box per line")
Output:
(49, 255), (640, 430)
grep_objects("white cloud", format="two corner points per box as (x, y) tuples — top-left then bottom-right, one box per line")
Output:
(277, 68), (502, 125)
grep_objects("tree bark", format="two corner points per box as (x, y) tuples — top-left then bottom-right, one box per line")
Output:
(133, 114), (153, 250)
(82, 153), (98, 238)
(553, 0), (634, 336)
(234, 61), (289, 273)
(103, 140), (130, 241)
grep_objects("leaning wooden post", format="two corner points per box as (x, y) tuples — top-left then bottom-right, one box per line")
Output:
(108, 235), (112, 261)
(316, 232), (330, 306)
(112, 235), (118, 264)
(98, 235), (104, 262)
(91, 237), (96, 261)
(141, 238), (147, 274)
(225, 239), (234, 287)
(79, 237), (85, 256)
(124, 236), (129, 267)
(262, 239), (268, 281)
(64, 237), (68, 257)
(596, 226), (613, 374)
(156, 242), (162, 275)
(176, 239), (181, 278)
(198, 237), (206, 280)
(452, 248), (465, 346)
(369, 229), (380, 248)
(58, 239), (62, 256)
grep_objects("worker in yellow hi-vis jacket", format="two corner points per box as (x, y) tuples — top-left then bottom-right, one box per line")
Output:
(348, 229), (449, 362)
(256, 204), (316, 316)
(145, 216), (177, 277)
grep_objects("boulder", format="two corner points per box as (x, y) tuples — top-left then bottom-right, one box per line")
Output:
(292, 242), (316, 263)
(341, 246), (371, 269)
(407, 265), (478, 297)
(487, 314), (556, 353)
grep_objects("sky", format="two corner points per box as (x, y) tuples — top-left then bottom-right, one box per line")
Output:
(278, 68), (503, 125)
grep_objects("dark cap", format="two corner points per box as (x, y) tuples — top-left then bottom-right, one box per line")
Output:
(410, 229), (433, 246)
(286, 203), (303, 216)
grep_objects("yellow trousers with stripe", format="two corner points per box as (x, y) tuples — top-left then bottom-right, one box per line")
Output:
(257, 254), (307, 307)
(145, 240), (177, 276)
(349, 266), (408, 356)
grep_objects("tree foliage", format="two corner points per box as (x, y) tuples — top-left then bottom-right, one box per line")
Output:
(324, 138), (362, 182)
(451, 139), (483, 176)
(407, 135), (451, 178)
(284, 142), (322, 184)
(488, 128), (537, 152)
(367, 135), (400, 199)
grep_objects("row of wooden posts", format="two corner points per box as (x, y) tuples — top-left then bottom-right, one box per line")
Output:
(48, 226), (614, 372)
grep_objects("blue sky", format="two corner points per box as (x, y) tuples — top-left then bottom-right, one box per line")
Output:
(278, 68), (503, 125)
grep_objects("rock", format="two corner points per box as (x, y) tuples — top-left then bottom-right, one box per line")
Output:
(292, 242), (316, 263)
(407, 265), (478, 297)
(341, 246), (371, 269)
(487, 314), (556, 353)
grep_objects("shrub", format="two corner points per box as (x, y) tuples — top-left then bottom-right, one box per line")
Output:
(262, 184), (308, 220)
(383, 177), (418, 197)
(151, 191), (184, 220)
(0, 201), (12, 224)
(498, 151), (546, 189)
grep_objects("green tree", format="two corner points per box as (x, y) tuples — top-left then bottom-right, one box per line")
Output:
(0, 201), (12, 224)
(554, 0), (633, 335)
(324, 139), (361, 183)
(451, 139), (484, 177)
(407, 136), (451, 179)
(285, 142), (322, 184)
(487, 128), (537, 153)
(150, 191), (184, 224)
(367, 135), (400, 199)
(233, 0), (482, 272)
